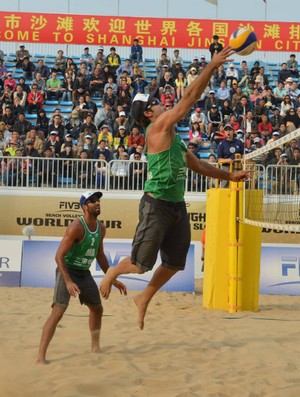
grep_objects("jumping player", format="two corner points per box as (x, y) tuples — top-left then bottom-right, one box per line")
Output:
(100, 47), (250, 330)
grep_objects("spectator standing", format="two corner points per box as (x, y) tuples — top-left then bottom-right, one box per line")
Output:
(209, 35), (224, 59)
(106, 47), (121, 77)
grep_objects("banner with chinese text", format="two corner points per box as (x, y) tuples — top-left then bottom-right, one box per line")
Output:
(0, 11), (300, 51)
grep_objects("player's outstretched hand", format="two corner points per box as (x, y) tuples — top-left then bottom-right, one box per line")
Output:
(230, 170), (252, 182)
(113, 279), (127, 295)
(211, 46), (235, 67)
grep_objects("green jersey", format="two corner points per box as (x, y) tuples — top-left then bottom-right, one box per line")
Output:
(144, 131), (187, 202)
(64, 216), (101, 271)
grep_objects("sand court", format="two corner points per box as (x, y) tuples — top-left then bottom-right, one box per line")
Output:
(1, 282), (300, 397)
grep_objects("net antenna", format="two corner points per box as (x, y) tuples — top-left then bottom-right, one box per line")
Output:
(240, 128), (300, 232)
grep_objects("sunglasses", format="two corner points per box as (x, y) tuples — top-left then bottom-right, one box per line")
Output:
(87, 198), (100, 204)
(146, 98), (160, 109)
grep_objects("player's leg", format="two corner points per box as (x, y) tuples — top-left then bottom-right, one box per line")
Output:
(134, 202), (191, 329)
(87, 304), (103, 353)
(134, 266), (178, 330)
(100, 195), (163, 299)
(79, 272), (104, 353)
(36, 305), (66, 364)
(36, 269), (70, 364)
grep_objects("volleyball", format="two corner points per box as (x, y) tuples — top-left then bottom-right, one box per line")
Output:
(229, 27), (258, 56)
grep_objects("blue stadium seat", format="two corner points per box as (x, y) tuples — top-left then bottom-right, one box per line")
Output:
(60, 107), (72, 113)
(45, 100), (59, 105)
(25, 114), (37, 119)
(60, 101), (73, 106)
(43, 106), (56, 112)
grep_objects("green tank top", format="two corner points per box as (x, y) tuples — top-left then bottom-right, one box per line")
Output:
(144, 130), (187, 202)
(64, 216), (101, 270)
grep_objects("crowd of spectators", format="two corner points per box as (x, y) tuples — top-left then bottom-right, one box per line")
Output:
(0, 39), (299, 190)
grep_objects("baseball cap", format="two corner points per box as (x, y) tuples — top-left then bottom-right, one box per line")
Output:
(195, 107), (201, 112)
(200, 55), (206, 59)
(224, 124), (234, 130)
(163, 64), (169, 68)
(253, 137), (261, 143)
(119, 125), (126, 130)
(272, 131), (280, 136)
(211, 104), (217, 108)
(80, 191), (103, 207)
(50, 131), (58, 135)
(209, 90), (215, 94)
(280, 153), (288, 157)
(85, 134), (92, 139)
(119, 111), (126, 116)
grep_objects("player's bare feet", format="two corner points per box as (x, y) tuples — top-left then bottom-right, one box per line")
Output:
(133, 294), (149, 330)
(92, 347), (101, 353)
(36, 358), (49, 365)
(99, 267), (115, 299)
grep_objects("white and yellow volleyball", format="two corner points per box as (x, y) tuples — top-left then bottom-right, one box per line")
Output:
(229, 27), (258, 56)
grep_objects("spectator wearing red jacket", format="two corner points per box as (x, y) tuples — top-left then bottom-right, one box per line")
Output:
(27, 84), (44, 114)
(127, 126), (145, 156)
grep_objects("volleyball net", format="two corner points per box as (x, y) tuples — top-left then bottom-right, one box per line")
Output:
(241, 128), (300, 232)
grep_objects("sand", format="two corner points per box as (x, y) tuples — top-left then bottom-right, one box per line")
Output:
(1, 281), (300, 397)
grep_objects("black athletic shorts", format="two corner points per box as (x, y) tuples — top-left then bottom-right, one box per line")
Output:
(53, 267), (101, 308)
(131, 193), (191, 272)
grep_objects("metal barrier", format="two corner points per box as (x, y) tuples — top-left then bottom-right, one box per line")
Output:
(0, 155), (298, 195)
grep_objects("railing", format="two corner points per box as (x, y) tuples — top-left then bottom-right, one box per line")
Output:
(0, 156), (299, 195)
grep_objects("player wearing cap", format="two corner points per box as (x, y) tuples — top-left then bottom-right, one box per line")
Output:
(100, 47), (251, 330)
(36, 191), (127, 364)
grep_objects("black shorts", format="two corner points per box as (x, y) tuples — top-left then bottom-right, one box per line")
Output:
(53, 267), (101, 308)
(131, 194), (191, 272)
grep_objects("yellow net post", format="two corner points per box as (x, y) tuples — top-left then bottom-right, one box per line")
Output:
(203, 157), (262, 312)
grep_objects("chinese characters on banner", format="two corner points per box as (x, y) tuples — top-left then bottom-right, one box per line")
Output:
(1, 12), (300, 51)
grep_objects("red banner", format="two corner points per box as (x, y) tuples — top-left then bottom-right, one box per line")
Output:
(0, 11), (300, 51)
